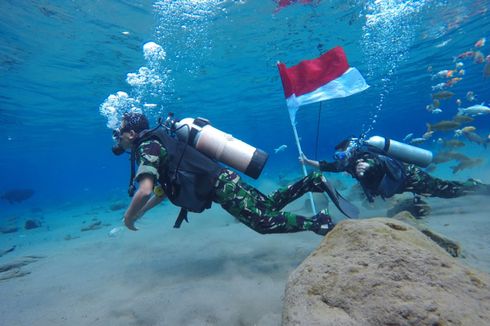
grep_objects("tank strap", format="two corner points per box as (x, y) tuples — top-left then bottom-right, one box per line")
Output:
(383, 138), (390, 152)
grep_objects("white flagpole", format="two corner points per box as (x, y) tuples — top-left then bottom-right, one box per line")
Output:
(288, 104), (317, 215)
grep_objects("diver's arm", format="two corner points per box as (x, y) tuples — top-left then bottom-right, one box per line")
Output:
(300, 153), (341, 172)
(299, 153), (320, 168)
(123, 176), (154, 231)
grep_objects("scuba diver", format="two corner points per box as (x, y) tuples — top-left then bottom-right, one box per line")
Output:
(300, 136), (490, 204)
(111, 112), (359, 236)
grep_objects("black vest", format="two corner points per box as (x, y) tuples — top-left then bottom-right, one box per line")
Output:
(354, 146), (407, 201)
(135, 128), (223, 213)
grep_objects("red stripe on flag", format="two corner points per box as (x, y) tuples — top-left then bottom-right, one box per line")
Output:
(277, 62), (293, 99)
(277, 46), (349, 98)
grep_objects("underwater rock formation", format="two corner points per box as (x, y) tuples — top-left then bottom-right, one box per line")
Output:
(24, 219), (42, 230)
(0, 189), (34, 204)
(0, 256), (44, 281)
(283, 218), (490, 326)
(387, 196), (432, 218)
(392, 211), (461, 257)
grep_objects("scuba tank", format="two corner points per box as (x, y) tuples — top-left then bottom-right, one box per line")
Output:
(174, 117), (269, 179)
(363, 136), (433, 168)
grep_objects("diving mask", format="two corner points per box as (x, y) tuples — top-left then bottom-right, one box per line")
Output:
(111, 128), (128, 156)
(333, 139), (359, 165)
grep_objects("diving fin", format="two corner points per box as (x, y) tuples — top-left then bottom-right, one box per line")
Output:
(323, 178), (360, 219)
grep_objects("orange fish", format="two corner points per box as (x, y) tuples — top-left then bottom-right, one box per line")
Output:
(475, 37), (486, 48)
(445, 77), (462, 87)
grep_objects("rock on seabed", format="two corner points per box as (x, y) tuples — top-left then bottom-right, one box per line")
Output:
(282, 218), (490, 326)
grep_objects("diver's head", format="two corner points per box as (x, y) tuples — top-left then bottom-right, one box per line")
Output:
(112, 112), (149, 155)
(333, 136), (358, 165)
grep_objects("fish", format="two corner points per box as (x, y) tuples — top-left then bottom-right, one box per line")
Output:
(431, 83), (446, 91)
(462, 131), (487, 148)
(432, 151), (470, 164)
(456, 99), (462, 107)
(435, 39), (451, 48)
(457, 104), (490, 116)
(426, 120), (460, 132)
(431, 70), (453, 79)
(444, 77), (462, 87)
(461, 126), (476, 133)
(274, 144), (288, 153)
(1, 189), (34, 204)
(451, 158), (483, 174)
(466, 91), (476, 102)
(455, 51), (475, 61)
(402, 133), (413, 142)
(484, 55), (490, 78)
(475, 37), (486, 48)
(432, 108), (442, 114)
(452, 114), (473, 123)
(474, 51), (485, 64)
(422, 131), (434, 140)
(432, 91), (454, 100)
(432, 99), (440, 108)
(443, 139), (465, 148)
(410, 138), (426, 145)
(455, 62), (464, 69)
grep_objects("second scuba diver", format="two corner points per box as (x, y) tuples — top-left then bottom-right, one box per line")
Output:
(300, 136), (490, 204)
(112, 112), (359, 236)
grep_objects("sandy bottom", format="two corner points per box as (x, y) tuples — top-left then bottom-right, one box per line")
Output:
(1, 176), (489, 326)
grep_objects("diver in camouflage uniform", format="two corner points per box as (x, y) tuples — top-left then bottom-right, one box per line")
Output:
(112, 113), (358, 235)
(301, 137), (490, 203)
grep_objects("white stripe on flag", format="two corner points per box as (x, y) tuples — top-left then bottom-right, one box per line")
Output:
(288, 67), (369, 108)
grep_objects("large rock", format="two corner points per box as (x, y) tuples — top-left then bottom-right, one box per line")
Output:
(282, 218), (490, 326)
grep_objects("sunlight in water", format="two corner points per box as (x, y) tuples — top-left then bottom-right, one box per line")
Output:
(360, 0), (432, 136)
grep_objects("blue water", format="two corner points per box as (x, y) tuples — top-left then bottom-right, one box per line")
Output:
(0, 0), (489, 209)
(1, 1), (490, 325)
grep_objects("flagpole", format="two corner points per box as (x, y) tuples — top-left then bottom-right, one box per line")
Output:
(289, 118), (317, 215)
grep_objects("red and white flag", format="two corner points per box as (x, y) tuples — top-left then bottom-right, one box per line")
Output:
(277, 46), (369, 124)
(275, 0), (317, 12)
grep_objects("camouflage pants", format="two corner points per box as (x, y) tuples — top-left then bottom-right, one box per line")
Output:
(213, 170), (333, 234)
(404, 165), (489, 198)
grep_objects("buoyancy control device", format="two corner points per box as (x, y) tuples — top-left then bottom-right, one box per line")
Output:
(174, 117), (269, 179)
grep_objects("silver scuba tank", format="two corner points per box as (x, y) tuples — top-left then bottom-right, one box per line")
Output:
(364, 136), (433, 167)
(174, 117), (269, 179)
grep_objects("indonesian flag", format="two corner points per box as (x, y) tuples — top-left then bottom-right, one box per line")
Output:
(275, 0), (317, 12)
(277, 46), (369, 124)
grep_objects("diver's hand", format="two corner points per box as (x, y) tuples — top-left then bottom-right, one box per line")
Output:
(123, 215), (138, 231)
(356, 160), (370, 178)
(299, 153), (315, 166)
(299, 153), (307, 165)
